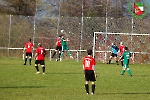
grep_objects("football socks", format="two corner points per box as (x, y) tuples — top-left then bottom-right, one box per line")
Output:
(52, 52), (56, 58)
(127, 70), (132, 76)
(85, 84), (89, 94)
(29, 58), (31, 65)
(121, 61), (123, 66)
(92, 84), (95, 94)
(35, 66), (39, 72)
(24, 58), (27, 64)
(121, 70), (125, 75)
(42, 67), (45, 73)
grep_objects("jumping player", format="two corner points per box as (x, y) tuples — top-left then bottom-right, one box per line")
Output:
(83, 49), (97, 95)
(60, 35), (73, 60)
(119, 42), (125, 66)
(52, 35), (62, 61)
(34, 43), (46, 74)
(23, 38), (33, 65)
(107, 43), (119, 65)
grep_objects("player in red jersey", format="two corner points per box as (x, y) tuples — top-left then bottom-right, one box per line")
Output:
(34, 43), (46, 74)
(119, 42), (125, 66)
(83, 49), (97, 95)
(52, 35), (62, 61)
(23, 38), (34, 65)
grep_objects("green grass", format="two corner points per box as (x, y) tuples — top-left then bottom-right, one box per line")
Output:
(0, 57), (150, 100)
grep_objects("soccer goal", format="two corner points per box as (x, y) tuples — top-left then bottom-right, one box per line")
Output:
(93, 32), (150, 63)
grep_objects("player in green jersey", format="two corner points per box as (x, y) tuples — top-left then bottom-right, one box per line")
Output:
(119, 46), (132, 76)
(60, 35), (73, 60)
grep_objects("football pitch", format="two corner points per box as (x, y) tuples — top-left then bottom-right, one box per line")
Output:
(0, 57), (150, 100)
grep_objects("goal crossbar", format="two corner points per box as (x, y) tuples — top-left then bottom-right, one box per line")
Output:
(94, 32), (150, 36)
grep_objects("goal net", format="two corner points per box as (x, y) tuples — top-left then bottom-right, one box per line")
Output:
(93, 32), (150, 64)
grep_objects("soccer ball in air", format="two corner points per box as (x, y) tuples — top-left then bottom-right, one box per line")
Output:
(60, 29), (64, 33)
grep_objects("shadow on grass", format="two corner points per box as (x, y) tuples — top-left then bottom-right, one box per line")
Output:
(0, 86), (46, 89)
(134, 75), (150, 77)
(100, 92), (150, 95)
(46, 72), (82, 75)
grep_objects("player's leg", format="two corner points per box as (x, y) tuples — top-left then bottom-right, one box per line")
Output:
(107, 54), (113, 64)
(35, 60), (40, 74)
(60, 46), (65, 58)
(52, 50), (57, 58)
(56, 50), (61, 61)
(91, 81), (95, 95)
(121, 65), (126, 75)
(60, 51), (64, 58)
(84, 71), (89, 94)
(66, 45), (73, 58)
(52, 47), (58, 58)
(114, 55), (119, 65)
(24, 53), (28, 65)
(41, 60), (45, 74)
(58, 50), (61, 58)
(127, 66), (132, 76)
(120, 56), (124, 66)
(121, 60), (123, 66)
(85, 81), (89, 94)
(56, 46), (62, 61)
(29, 53), (32, 65)
(91, 71), (96, 94)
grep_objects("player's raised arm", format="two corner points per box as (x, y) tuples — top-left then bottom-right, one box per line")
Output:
(66, 38), (70, 41)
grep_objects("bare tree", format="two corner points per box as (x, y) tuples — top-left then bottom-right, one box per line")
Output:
(0, 0), (36, 16)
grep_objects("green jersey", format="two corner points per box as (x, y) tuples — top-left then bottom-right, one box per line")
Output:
(122, 51), (131, 64)
(61, 38), (66, 46)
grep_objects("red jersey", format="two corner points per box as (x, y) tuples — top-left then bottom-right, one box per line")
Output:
(35, 47), (46, 60)
(57, 37), (61, 46)
(83, 55), (96, 70)
(25, 42), (33, 53)
(119, 45), (125, 56)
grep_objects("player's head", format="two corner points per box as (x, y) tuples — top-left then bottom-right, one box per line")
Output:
(112, 43), (116, 47)
(29, 38), (31, 42)
(59, 34), (63, 37)
(61, 34), (64, 38)
(125, 46), (128, 51)
(38, 43), (42, 47)
(120, 42), (123, 45)
(87, 49), (92, 55)
(112, 43), (116, 46)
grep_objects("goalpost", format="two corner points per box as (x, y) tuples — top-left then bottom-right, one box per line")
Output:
(93, 32), (150, 63)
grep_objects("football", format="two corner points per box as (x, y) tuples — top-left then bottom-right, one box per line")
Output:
(60, 29), (64, 33)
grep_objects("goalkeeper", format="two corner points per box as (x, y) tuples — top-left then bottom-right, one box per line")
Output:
(107, 43), (119, 65)
(60, 35), (73, 60)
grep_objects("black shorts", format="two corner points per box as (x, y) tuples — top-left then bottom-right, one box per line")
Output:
(26, 53), (32, 57)
(35, 60), (45, 65)
(56, 46), (62, 51)
(111, 53), (117, 57)
(84, 70), (96, 82)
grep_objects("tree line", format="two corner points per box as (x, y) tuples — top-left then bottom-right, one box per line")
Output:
(0, 0), (128, 17)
